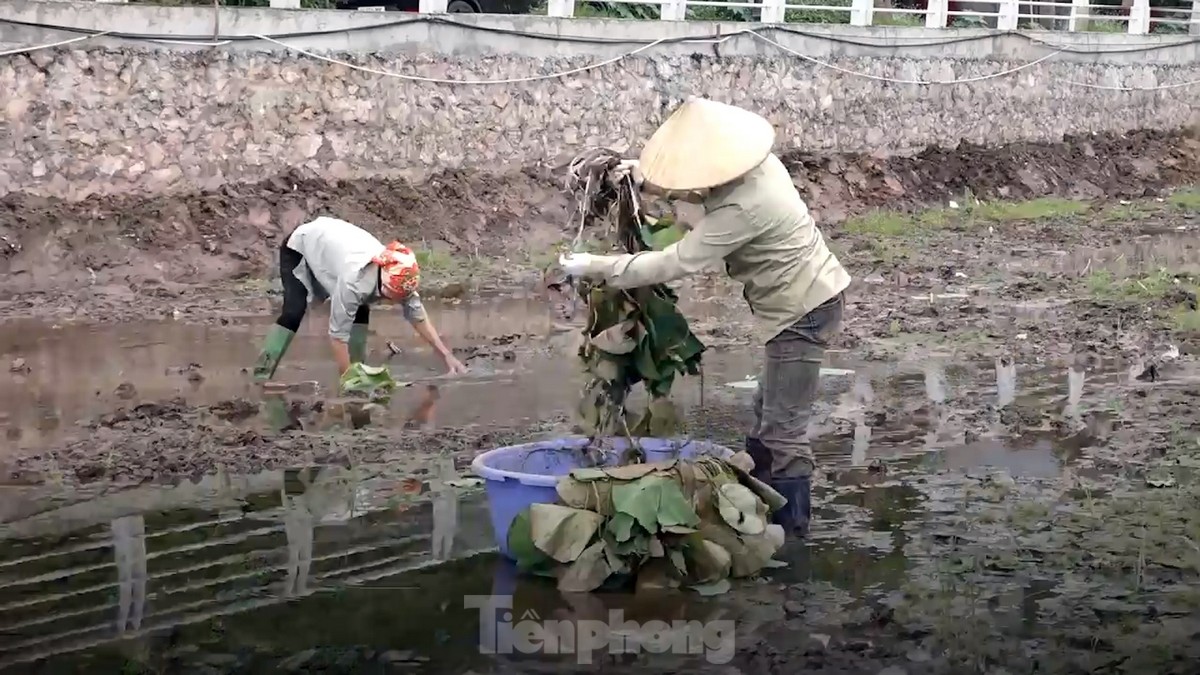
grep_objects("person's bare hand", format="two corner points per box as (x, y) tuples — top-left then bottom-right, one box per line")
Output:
(443, 353), (468, 376)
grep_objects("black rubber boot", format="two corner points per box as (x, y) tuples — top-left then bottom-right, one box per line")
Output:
(769, 476), (812, 539)
(745, 437), (773, 482)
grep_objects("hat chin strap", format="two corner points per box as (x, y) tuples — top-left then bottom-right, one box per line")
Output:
(642, 182), (709, 203)
(662, 188), (708, 204)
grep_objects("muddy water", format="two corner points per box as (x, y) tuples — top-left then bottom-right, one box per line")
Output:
(3, 295), (1171, 482)
(0, 296), (773, 450)
(0, 456), (934, 672)
(0, 299), (1191, 670)
(0, 298), (561, 436)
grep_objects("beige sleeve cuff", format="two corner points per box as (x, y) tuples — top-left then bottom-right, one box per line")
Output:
(603, 246), (689, 289)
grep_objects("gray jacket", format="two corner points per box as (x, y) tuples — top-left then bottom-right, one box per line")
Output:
(285, 217), (427, 341)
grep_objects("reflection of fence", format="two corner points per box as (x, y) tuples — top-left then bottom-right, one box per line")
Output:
(337, 0), (1195, 34)
(822, 351), (1173, 469)
(0, 470), (493, 670)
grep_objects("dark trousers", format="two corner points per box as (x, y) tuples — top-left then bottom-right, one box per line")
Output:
(748, 293), (845, 479)
(276, 239), (369, 332)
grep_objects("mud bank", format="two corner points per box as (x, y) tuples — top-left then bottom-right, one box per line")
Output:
(2, 129), (1199, 325)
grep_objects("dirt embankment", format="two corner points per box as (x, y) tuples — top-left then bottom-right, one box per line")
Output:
(784, 128), (1200, 221)
(1, 128), (1198, 322)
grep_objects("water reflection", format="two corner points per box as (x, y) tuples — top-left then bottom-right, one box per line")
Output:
(110, 516), (146, 635)
(1065, 367), (1085, 423)
(850, 372), (874, 467)
(0, 466), (494, 670)
(996, 356), (1017, 408)
(810, 349), (1166, 479)
(431, 459), (460, 562)
(923, 361), (950, 452)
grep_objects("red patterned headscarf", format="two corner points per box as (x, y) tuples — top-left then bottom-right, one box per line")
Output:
(372, 241), (420, 300)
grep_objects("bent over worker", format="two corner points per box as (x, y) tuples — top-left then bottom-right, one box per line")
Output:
(559, 98), (851, 538)
(253, 216), (467, 383)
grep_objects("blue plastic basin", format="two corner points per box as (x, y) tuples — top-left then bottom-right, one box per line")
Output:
(470, 436), (733, 559)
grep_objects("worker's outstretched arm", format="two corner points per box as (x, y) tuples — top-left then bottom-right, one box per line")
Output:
(577, 205), (754, 289)
(328, 280), (361, 376)
(402, 293), (468, 375)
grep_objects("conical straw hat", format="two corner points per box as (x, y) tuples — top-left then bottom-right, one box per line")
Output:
(638, 97), (775, 192)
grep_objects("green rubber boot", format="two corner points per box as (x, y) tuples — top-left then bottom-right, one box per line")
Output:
(253, 325), (296, 382)
(349, 324), (369, 365)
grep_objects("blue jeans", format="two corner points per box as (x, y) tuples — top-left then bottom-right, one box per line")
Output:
(749, 293), (845, 479)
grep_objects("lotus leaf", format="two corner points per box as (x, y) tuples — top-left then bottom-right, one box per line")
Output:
(565, 149), (706, 439)
(339, 363), (403, 401)
(528, 504), (605, 563)
(717, 482), (767, 535)
(558, 540), (611, 593)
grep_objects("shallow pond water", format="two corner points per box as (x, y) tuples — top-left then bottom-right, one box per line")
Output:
(3, 296), (1192, 671)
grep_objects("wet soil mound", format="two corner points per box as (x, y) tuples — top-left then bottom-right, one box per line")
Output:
(1, 128), (1197, 297)
(784, 128), (1200, 221)
(0, 396), (568, 486)
(0, 165), (569, 296)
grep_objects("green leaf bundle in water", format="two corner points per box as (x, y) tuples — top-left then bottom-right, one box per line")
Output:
(566, 149), (706, 442)
(339, 363), (400, 403)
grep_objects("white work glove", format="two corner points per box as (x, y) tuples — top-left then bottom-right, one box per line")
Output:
(611, 159), (643, 188)
(559, 252), (600, 278)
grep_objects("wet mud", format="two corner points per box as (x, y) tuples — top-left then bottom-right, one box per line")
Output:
(1, 128), (1198, 326)
(784, 128), (1200, 222)
(1, 133), (1199, 672)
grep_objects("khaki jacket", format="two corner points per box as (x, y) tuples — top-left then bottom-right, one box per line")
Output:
(590, 153), (851, 341)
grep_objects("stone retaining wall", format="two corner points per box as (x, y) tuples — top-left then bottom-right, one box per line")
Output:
(2, 13), (1198, 200)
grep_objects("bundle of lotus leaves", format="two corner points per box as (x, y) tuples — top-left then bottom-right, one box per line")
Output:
(566, 148), (706, 440)
(506, 456), (788, 594)
(339, 363), (401, 402)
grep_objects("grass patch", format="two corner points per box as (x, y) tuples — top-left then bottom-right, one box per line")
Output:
(1171, 306), (1200, 332)
(1087, 268), (1200, 334)
(413, 248), (489, 286)
(843, 209), (953, 237)
(1168, 187), (1200, 213)
(1085, 268), (1183, 301)
(844, 197), (1092, 238)
(1099, 200), (1160, 223)
(414, 249), (457, 275)
(965, 197), (1089, 222)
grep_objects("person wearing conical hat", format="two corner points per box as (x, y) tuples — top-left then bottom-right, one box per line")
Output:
(559, 98), (851, 539)
(252, 216), (467, 385)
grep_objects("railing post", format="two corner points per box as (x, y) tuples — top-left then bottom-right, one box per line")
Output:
(997, 0), (1019, 29)
(850, 0), (874, 26)
(1068, 0), (1090, 31)
(761, 0), (786, 23)
(1192, 0), (1200, 36)
(547, 0), (576, 17)
(988, 0), (1017, 28)
(660, 0), (687, 20)
(1128, 0), (1151, 33)
(925, 0), (949, 27)
(419, 0), (449, 13)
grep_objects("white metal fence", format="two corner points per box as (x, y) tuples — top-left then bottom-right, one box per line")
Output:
(405, 0), (1197, 35)
(83, 0), (1200, 36)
